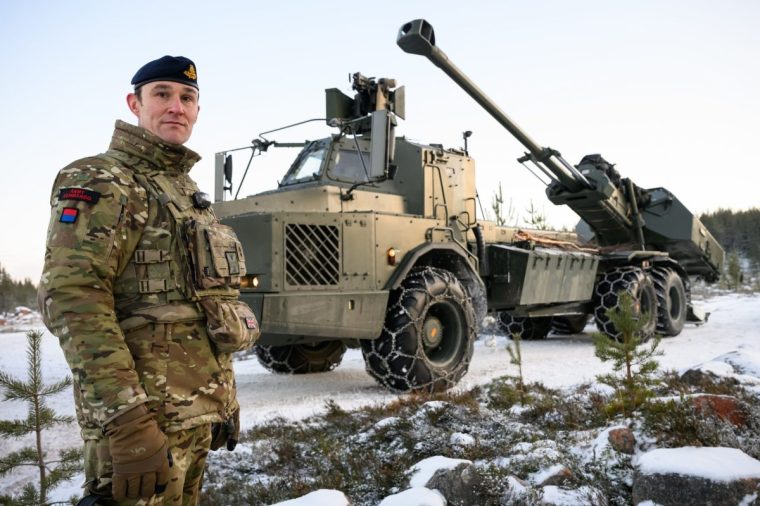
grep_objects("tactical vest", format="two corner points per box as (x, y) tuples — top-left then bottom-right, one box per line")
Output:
(102, 151), (258, 350)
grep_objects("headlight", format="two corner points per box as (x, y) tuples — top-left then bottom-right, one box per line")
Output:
(241, 275), (260, 288)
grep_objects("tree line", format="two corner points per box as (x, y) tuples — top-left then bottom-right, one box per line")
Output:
(0, 263), (37, 315)
(700, 207), (760, 269)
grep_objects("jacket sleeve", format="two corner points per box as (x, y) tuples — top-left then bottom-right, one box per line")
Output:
(38, 158), (149, 425)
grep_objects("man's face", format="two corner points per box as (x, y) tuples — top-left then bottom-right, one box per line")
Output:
(126, 81), (199, 145)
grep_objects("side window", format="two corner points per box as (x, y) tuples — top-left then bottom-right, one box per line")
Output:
(329, 149), (371, 182)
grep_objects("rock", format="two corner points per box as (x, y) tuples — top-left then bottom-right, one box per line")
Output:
(633, 447), (760, 505)
(679, 367), (738, 388)
(377, 487), (445, 506)
(531, 464), (574, 486)
(691, 394), (746, 427)
(608, 427), (636, 454)
(425, 463), (489, 506)
(270, 489), (351, 506)
(679, 368), (717, 387)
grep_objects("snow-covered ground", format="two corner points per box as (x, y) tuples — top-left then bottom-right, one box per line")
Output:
(0, 291), (758, 502)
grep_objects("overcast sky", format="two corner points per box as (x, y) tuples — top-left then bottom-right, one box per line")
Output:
(1, 0), (758, 281)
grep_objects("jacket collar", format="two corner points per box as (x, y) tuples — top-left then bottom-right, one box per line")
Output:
(108, 120), (201, 174)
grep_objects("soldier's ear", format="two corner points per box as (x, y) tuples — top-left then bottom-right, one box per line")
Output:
(126, 93), (140, 117)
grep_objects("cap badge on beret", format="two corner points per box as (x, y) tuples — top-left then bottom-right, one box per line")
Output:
(184, 64), (197, 81)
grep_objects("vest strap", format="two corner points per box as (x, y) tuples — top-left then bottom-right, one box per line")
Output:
(134, 249), (169, 264)
(138, 279), (170, 293)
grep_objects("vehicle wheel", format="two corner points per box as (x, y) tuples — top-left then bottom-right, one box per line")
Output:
(593, 267), (657, 341)
(361, 267), (476, 393)
(255, 341), (347, 374)
(650, 267), (686, 337)
(498, 312), (552, 340)
(551, 314), (589, 335)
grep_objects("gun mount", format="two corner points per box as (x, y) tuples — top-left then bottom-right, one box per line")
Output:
(397, 19), (723, 281)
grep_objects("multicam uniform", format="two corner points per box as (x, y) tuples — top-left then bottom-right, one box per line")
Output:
(38, 120), (258, 503)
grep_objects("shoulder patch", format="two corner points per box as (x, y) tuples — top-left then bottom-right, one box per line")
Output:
(59, 207), (79, 223)
(59, 187), (101, 205)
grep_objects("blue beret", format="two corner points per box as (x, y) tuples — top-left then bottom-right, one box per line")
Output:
(131, 55), (198, 90)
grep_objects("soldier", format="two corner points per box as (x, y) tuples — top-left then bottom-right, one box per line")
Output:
(38, 56), (259, 505)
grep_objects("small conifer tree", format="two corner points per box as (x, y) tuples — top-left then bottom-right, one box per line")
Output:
(592, 294), (662, 417)
(506, 333), (527, 404)
(0, 330), (82, 505)
(523, 200), (549, 230)
(726, 250), (742, 291)
(491, 182), (516, 226)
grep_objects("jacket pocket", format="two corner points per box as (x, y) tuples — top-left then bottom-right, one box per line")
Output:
(185, 220), (246, 290)
(199, 297), (260, 353)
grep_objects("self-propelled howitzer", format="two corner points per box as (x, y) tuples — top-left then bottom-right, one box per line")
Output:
(396, 19), (723, 282)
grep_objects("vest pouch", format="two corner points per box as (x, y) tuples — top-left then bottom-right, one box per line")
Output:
(199, 297), (260, 353)
(185, 220), (246, 290)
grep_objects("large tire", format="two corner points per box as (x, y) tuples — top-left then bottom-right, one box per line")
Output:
(593, 267), (657, 341)
(551, 314), (589, 335)
(498, 313), (552, 340)
(650, 267), (687, 337)
(255, 341), (347, 374)
(361, 267), (476, 393)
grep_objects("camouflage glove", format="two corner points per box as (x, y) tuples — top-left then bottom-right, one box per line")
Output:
(210, 407), (240, 451)
(106, 405), (170, 501)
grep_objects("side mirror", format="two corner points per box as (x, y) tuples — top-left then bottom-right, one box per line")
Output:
(224, 155), (233, 193)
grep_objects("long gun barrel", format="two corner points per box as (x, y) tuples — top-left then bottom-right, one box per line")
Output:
(397, 19), (724, 281)
(397, 19), (591, 192)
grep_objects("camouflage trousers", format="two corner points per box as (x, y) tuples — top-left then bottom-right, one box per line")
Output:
(83, 423), (212, 505)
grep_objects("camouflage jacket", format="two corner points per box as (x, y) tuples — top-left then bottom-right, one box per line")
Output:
(39, 120), (257, 439)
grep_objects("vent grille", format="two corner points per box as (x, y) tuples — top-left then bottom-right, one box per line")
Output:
(285, 223), (340, 286)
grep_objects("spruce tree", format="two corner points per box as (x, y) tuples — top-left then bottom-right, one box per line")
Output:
(592, 294), (662, 417)
(0, 330), (82, 505)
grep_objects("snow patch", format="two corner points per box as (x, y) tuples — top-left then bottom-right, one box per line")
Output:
(270, 489), (350, 506)
(530, 463), (567, 484)
(637, 447), (760, 481)
(377, 487), (446, 506)
(408, 455), (472, 487)
(449, 432), (475, 446)
(541, 485), (601, 505)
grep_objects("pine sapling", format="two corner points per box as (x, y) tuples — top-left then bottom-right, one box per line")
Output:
(592, 294), (663, 417)
(0, 330), (81, 505)
(506, 333), (527, 404)
(491, 182), (516, 226)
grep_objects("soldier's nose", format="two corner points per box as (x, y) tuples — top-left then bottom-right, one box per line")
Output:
(167, 96), (185, 114)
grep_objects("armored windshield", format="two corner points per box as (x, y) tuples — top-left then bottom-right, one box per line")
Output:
(281, 140), (328, 185)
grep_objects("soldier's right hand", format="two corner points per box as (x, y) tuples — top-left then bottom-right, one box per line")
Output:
(106, 404), (171, 501)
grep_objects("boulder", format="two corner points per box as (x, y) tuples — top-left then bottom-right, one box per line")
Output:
(532, 464), (574, 486)
(608, 427), (636, 454)
(690, 394), (746, 427)
(633, 447), (760, 505)
(425, 463), (489, 506)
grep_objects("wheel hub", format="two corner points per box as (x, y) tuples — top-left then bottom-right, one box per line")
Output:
(423, 316), (444, 348)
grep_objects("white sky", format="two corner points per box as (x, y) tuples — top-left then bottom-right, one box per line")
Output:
(1, 0), (758, 281)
